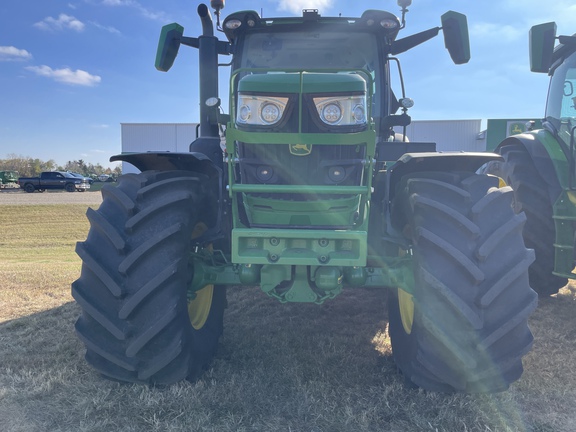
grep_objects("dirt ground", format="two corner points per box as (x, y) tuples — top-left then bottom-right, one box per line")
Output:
(0, 190), (103, 205)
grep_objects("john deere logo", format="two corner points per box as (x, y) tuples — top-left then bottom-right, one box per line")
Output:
(289, 143), (312, 156)
(508, 122), (525, 136)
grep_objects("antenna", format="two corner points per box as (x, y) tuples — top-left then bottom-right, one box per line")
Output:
(210, 0), (225, 29)
(397, 0), (412, 29)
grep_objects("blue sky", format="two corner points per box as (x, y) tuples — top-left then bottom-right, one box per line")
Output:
(1, 0), (576, 169)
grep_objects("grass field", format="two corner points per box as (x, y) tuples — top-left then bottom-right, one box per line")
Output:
(2, 203), (576, 431)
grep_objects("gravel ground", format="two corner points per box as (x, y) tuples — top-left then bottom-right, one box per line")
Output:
(0, 190), (103, 205)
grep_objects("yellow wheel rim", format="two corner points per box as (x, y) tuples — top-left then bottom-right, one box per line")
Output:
(188, 284), (214, 330)
(396, 247), (414, 334)
(398, 288), (414, 335)
(189, 221), (213, 330)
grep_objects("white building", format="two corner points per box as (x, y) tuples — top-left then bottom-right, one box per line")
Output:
(394, 119), (485, 152)
(121, 123), (199, 173)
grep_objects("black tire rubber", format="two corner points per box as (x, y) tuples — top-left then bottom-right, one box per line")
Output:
(65, 183), (76, 192)
(389, 171), (538, 393)
(24, 183), (35, 193)
(72, 170), (225, 385)
(489, 144), (567, 296)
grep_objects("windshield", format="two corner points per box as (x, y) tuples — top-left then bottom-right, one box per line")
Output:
(239, 30), (379, 72)
(546, 50), (576, 146)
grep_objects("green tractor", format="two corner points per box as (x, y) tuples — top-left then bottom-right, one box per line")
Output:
(72, 1), (537, 393)
(486, 23), (576, 297)
(0, 170), (19, 188)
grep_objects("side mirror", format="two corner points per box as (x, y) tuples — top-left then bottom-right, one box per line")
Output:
(530, 22), (556, 73)
(441, 11), (470, 65)
(155, 23), (184, 72)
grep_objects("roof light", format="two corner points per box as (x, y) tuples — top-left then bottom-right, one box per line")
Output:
(225, 19), (242, 30)
(381, 19), (399, 29)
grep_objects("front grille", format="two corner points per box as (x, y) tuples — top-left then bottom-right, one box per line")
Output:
(237, 142), (365, 200)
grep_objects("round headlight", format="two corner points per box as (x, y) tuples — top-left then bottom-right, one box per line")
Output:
(238, 105), (251, 123)
(260, 102), (281, 124)
(400, 98), (414, 109)
(328, 166), (346, 183)
(256, 166), (274, 182)
(205, 97), (220, 107)
(321, 103), (342, 124)
(352, 104), (365, 123)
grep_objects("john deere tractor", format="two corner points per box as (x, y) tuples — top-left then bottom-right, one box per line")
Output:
(486, 23), (576, 297)
(72, 1), (537, 393)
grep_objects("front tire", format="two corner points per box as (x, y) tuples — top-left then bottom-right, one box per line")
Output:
(489, 144), (567, 296)
(389, 171), (538, 392)
(72, 170), (224, 385)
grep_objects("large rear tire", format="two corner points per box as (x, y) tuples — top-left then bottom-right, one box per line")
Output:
(489, 144), (567, 296)
(72, 170), (225, 385)
(389, 171), (538, 392)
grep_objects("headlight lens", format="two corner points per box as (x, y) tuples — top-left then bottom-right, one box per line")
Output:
(321, 103), (342, 124)
(237, 94), (289, 126)
(261, 102), (281, 124)
(314, 95), (367, 126)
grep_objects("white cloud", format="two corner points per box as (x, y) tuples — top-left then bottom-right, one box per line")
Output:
(89, 21), (121, 34)
(470, 23), (523, 43)
(34, 14), (85, 32)
(25, 65), (101, 87)
(0, 46), (32, 61)
(100, 0), (169, 22)
(101, 0), (133, 5)
(502, 0), (576, 33)
(275, 0), (333, 15)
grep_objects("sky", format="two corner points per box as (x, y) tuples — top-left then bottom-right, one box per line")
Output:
(2, 0), (576, 169)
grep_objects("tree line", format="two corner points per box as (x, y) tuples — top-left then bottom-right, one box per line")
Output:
(0, 154), (122, 179)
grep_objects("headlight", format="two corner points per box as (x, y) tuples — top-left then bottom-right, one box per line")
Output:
(236, 94), (289, 126)
(314, 95), (367, 126)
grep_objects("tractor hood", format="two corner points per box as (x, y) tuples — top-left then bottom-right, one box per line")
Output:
(237, 72), (367, 94)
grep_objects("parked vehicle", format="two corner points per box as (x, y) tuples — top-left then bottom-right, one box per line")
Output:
(486, 23), (576, 296)
(68, 172), (94, 184)
(0, 170), (19, 188)
(72, 1), (537, 392)
(18, 171), (90, 193)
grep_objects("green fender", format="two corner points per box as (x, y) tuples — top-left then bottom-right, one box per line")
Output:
(110, 150), (226, 245)
(386, 151), (502, 205)
(495, 131), (564, 204)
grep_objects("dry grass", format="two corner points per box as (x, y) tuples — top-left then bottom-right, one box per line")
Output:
(1, 204), (576, 431)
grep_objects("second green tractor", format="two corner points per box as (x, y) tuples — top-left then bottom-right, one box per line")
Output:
(487, 22), (576, 297)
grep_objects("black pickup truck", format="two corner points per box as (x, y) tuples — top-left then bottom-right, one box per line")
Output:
(18, 171), (91, 193)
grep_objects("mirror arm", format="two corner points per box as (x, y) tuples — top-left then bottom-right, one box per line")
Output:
(390, 27), (440, 55)
(181, 37), (199, 48)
